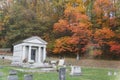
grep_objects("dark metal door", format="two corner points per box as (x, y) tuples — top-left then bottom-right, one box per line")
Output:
(31, 49), (36, 61)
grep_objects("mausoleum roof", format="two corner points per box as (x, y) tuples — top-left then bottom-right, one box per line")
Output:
(13, 36), (47, 45)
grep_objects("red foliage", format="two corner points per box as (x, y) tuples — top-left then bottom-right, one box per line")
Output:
(93, 50), (102, 56)
(94, 27), (115, 45)
(109, 42), (120, 54)
(81, 47), (86, 53)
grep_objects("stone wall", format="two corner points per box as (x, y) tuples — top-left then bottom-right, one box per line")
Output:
(0, 48), (12, 55)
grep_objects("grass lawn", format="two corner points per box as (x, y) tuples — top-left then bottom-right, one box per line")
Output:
(0, 58), (120, 80)
(0, 66), (120, 80)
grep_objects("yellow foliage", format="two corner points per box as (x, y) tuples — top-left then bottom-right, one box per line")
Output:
(64, 0), (86, 16)
(3, 15), (10, 23)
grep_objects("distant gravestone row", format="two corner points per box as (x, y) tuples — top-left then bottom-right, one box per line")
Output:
(6, 66), (82, 80)
(108, 71), (117, 76)
(0, 64), (119, 80)
(7, 70), (33, 80)
(0, 65), (82, 80)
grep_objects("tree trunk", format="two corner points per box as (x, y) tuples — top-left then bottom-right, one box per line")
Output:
(76, 53), (80, 60)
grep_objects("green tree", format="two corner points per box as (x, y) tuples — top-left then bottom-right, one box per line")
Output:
(0, 0), (66, 48)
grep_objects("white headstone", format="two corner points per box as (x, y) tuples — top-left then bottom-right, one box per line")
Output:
(51, 60), (57, 64)
(108, 71), (112, 76)
(70, 66), (81, 76)
(114, 72), (117, 76)
(58, 59), (65, 66)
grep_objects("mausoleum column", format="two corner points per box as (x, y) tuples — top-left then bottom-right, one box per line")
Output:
(28, 46), (31, 62)
(43, 46), (46, 61)
(22, 45), (26, 61)
(38, 47), (41, 63)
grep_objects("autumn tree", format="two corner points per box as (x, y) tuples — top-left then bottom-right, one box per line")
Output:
(108, 41), (120, 59)
(91, 0), (120, 59)
(53, 0), (92, 58)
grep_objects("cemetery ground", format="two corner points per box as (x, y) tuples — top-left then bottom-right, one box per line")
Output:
(0, 58), (120, 80)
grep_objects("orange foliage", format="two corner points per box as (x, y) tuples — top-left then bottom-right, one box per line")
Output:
(94, 27), (115, 39)
(54, 19), (69, 32)
(53, 0), (92, 54)
(93, 0), (113, 17)
(109, 17), (116, 27)
(53, 37), (79, 53)
(72, 13), (89, 22)
(93, 0), (115, 28)
(67, 37), (79, 44)
(53, 37), (69, 53)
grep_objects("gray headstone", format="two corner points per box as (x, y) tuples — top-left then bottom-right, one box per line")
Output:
(0, 72), (3, 76)
(59, 68), (66, 80)
(7, 75), (18, 80)
(24, 74), (33, 80)
(8, 70), (18, 80)
(0, 66), (3, 69)
(9, 70), (17, 75)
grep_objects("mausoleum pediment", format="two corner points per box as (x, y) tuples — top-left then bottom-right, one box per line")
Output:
(24, 39), (42, 44)
(13, 36), (47, 45)
(23, 36), (47, 44)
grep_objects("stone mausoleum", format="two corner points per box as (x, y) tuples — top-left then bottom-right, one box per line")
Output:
(12, 36), (47, 67)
